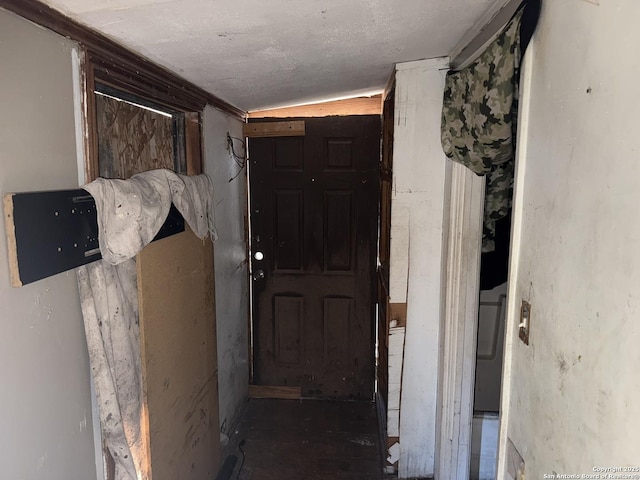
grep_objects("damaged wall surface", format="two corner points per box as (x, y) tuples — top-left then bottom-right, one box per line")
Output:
(0, 8), (98, 479)
(203, 106), (250, 439)
(498, 0), (640, 477)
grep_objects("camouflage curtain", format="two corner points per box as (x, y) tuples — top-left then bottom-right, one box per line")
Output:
(441, 10), (523, 252)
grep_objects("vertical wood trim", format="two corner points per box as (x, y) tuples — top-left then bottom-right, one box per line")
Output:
(434, 163), (484, 480)
(85, 58), (100, 182)
(496, 46), (534, 479)
(3, 194), (21, 288)
(378, 81), (395, 451)
(185, 112), (203, 175)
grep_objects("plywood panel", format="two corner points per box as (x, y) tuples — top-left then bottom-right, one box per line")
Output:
(137, 228), (219, 479)
(324, 191), (354, 271)
(96, 93), (176, 179)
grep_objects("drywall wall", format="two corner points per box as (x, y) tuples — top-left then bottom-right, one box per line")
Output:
(392, 58), (449, 479)
(0, 8), (97, 479)
(498, 1), (640, 477)
(202, 106), (250, 439)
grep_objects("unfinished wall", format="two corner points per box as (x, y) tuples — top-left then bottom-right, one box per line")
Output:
(498, 1), (640, 477)
(0, 9), (97, 480)
(202, 106), (250, 439)
(391, 58), (449, 479)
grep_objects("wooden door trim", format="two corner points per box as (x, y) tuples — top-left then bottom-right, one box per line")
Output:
(248, 116), (380, 399)
(434, 163), (484, 480)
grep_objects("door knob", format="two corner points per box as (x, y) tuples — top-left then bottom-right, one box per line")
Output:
(253, 269), (265, 281)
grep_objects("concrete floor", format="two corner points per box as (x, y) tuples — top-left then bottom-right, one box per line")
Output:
(222, 398), (384, 480)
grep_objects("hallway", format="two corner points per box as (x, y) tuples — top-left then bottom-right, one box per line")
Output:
(223, 399), (384, 480)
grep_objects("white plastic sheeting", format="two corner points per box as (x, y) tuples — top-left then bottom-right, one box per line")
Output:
(77, 170), (216, 480)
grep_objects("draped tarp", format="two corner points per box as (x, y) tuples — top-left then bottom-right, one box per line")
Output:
(441, 9), (523, 253)
(77, 170), (216, 480)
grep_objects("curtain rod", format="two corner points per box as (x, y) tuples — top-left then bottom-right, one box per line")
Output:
(449, 0), (525, 70)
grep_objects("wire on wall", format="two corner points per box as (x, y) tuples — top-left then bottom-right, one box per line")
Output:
(227, 132), (247, 182)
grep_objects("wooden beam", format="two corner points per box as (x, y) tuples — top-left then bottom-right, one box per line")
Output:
(389, 302), (407, 328)
(243, 120), (305, 138)
(0, 0), (246, 119)
(248, 95), (382, 119)
(248, 385), (301, 400)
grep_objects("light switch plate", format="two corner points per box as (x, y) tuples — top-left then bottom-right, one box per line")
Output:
(519, 300), (531, 345)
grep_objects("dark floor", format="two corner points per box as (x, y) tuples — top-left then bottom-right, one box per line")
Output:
(223, 398), (384, 480)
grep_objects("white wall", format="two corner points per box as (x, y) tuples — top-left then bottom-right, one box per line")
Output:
(393, 58), (449, 479)
(202, 107), (250, 438)
(0, 9), (97, 480)
(498, 1), (640, 477)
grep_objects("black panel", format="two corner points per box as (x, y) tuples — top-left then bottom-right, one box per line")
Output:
(9, 188), (184, 286)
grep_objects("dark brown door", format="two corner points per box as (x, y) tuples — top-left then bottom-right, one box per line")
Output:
(249, 115), (381, 400)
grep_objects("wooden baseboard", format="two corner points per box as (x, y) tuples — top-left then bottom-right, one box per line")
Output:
(248, 385), (301, 399)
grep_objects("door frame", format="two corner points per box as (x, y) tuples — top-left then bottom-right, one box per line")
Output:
(434, 163), (484, 480)
(244, 108), (383, 399)
(435, 1), (527, 476)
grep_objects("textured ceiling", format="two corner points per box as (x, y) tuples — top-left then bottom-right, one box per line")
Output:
(41, 0), (497, 112)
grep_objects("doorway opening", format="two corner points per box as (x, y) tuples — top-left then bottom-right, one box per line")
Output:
(245, 114), (381, 402)
(470, 211), (511, 480)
